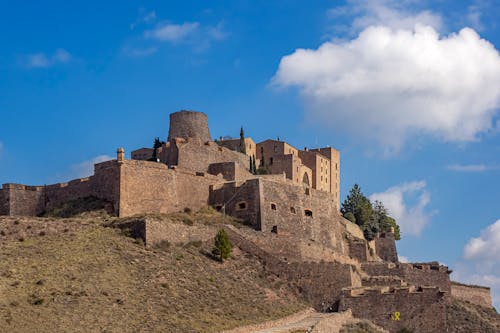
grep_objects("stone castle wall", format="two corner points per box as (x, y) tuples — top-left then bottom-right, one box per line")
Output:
(224, 226), (357, 311)
(209, 179), (262, 230)
(207, 161), (252, 181)
(260, 179), (346, 254)
(451, 282), (493, 308)
(339, 286), (448, 333)
(362, 262), (451, 292)
(0, 160), (122, 217)
(118, 160), (221, 217)
(176, 141), (250, 174)
(374, 232), (398, 262)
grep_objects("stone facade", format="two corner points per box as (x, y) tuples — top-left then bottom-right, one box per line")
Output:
(451, 282), (493, 308)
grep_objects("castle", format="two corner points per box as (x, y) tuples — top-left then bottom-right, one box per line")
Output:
(0, 110), (494, 332)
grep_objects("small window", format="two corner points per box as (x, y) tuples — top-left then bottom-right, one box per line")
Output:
(236, 201), (247, 211)
(290, 207), (296, 214)
(271, 203), (277, 210)
(270, 157), (274, 165)
(305, 188), (310, 195)
(271, 225), (278, 234)
(305, 210), (313, 217)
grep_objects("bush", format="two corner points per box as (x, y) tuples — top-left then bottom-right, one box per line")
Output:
(212, 229), (232, 262)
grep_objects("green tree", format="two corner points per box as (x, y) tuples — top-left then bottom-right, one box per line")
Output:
(343, 211), (356, 224)
(342, 185), (401, 241)
(212, 229), (232, 262)
(372, 200), (401, 240)
(341, 184), (373, 227)
(239, 127), (246, 154)
(151, 137), (164, 161)
(252, 155), (257, 174)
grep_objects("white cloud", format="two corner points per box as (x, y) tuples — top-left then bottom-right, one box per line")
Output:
(328, 0), (443, 33)
(141, 20), (228, 52)
(70, 155), (113, 179)
(398, 255), (409, 263)
(144, 22), (200, 42)
(25, 49), (72, 68)
(274, 13), (500, 153)
(446, 164), (495, 172)
(369, 181), (433, 236)
(453, 220), (500, 309)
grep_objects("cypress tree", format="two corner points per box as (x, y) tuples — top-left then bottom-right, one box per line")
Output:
(239, 127), (246, 154)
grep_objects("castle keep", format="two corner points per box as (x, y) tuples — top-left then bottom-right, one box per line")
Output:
(0, 110), (494, 333)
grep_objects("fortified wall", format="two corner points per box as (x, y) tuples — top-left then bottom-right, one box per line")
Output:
(339, 286), (448, 333)
(451, 281), (493, 308)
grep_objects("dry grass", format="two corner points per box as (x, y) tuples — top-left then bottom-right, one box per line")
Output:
(447, 299), (500, 333)
(0, 214), (306, 333)
(339, 320), (386, 333)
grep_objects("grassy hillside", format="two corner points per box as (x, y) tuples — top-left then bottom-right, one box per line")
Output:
(0, 214), (306, 333)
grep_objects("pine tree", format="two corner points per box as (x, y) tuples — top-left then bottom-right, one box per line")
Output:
(212, 229), (232, 262)
(341, 184), (373, 227)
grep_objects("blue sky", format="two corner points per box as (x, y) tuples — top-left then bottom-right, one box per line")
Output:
(1, 0), (499, 307)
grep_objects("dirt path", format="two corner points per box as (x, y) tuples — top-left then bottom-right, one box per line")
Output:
(222, 309), (355, 333)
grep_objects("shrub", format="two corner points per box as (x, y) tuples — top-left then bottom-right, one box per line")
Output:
(212, 229), (232, 262)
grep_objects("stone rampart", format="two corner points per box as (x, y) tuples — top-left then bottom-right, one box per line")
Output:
(361, 262), (451, 292)
(451, 281), (493, 308)
(0, 160), (122, 217)
(374, 232), (398, 263)
(118, 160), (221, 217)
(339, 286), (448, 333)
(224, 226), (356, 311)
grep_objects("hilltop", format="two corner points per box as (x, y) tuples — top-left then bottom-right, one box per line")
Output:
(0, 207), (498, 333)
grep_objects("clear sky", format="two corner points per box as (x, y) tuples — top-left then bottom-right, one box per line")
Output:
(1, 0), (499, 307)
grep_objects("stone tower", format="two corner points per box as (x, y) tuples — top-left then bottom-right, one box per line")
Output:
(167, 110), (212, 142)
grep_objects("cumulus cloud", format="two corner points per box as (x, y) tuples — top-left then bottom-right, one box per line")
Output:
(70, 155), (113, 179)
(25, 49), (72, 68)
(446, 164), (496, 172)
(369, 181), (433, 236)
(144, 22), (200, 42)
(274, 11), (500, 153)
(453, 220), (500, 309)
